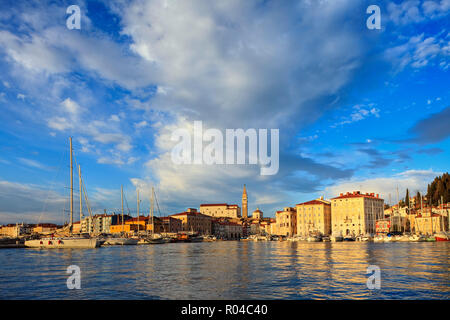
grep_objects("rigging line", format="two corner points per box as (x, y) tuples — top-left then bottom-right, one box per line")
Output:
(154, 188), (163, 217)
(123, 192), (131, 216)
(37, 148), (66, 225)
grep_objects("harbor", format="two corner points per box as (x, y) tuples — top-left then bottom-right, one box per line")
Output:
(1, 241), (448, 300)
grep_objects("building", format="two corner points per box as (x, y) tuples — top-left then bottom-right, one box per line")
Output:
(252, 208), (263, 220)
(274, 207), (297, 236)
(296, 198), (331, 236)
(81, 213), (121, 234)
(0, 223), (31, 237)
(415, 212), (448, 235)
(199, 204), (241, 219)
(242, 184), (248, 219)
(331, 191), (384, 236)
(170, 208), (212, 235)
(213, 220), (243, 240)
(32, 224), (59, 234)
(375, 219), (391, 235)
(160, 216), (183, 234)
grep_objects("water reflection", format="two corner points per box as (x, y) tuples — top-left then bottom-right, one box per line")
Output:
(0, 242), (448, 299)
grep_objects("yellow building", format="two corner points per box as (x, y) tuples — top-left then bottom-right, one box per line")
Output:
(110, 224), (139, 234)
(199, 204), (241, 218)
(170, 208), (212, 235)
(331, 191), (384, 236)
(414, 213), (448, 235)
(296, 198), (331, 236)
(274, 207), (296, 236)
(32, 224), (58, 234)
(252, 208), (263, 220)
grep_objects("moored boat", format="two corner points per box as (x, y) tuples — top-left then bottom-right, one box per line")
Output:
(435, 231), (450, 241)
(24, 237), (100, 248)
(330, 232), (343, 242)
(343, 235), (355, 241)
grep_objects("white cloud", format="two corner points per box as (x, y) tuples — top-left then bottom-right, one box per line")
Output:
(384, 33), (449, 71)
(324, 169), (441, 204)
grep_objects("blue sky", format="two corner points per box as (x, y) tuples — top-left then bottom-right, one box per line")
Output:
(0, 0), (449, 224)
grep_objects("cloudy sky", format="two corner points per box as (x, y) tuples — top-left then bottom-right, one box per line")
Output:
(0, 0), (449, 224)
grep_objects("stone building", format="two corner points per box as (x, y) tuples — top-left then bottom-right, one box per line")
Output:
(331, 191), (384, 236)
(296, 198), (331, 236)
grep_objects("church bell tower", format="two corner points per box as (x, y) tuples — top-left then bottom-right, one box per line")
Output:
(242, 184), (248, 219)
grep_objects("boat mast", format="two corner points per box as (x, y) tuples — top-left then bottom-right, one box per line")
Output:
(69, 137), (73, 234)
(79, 164), (82, 232)
(137, 188), (140, 236)
(151, 187), (154, 238)
(121, 185), (124, 235)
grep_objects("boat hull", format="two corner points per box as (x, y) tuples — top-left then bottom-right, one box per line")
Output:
(104, 238), (138, 245)
(24, 238), (100, 248)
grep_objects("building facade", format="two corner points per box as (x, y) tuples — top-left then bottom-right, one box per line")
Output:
(213, 221), (243, 239)
(331, 191), (384, 236)
(296, 198), (331, 236)
(170, 208), (212, 235)
(274, 207), (297, 236)
(199, 204), (241, 219)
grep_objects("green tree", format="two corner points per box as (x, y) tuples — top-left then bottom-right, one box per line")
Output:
(405, 189), (410, 208)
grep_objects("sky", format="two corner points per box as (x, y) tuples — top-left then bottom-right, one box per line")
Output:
(0, 0), (449, 224)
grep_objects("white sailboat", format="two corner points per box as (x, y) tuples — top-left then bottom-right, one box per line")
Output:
(103, 185), (138, 245)
(25, 138), (101, 249)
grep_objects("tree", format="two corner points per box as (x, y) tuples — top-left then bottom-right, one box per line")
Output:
(405, 189), (410, 208)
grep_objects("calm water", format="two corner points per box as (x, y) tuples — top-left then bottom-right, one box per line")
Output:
(0, 241), (448, 299)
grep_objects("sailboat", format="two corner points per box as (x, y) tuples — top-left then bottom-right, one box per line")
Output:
(104, 185), (138, 245)
(25, 138), (101, 249)
(138, 187), (164, 244)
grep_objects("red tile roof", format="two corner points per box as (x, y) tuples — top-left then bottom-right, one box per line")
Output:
(296, 199), (330, 206)
(331, 191), (382, 200)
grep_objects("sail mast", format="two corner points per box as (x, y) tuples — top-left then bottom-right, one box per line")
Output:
(69, 137), (73, 234)
(79, 164), (82, 231)
(137, 189), (140, 236)
(121, 185), (124, 234)
(151, 187), (154, 237)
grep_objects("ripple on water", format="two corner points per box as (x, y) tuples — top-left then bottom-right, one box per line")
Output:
(0, 242), (448, 299)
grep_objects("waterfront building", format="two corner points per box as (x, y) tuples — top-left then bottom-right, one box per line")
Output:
(274, 207), (297, 236)
(414, 212), (448, 235)
(110, 224), (139, 234)
(160, 216), (183, 233)
(242, 184), (248, 219)
(170, 208), (212, 235)
(81, 213), (121, 234)
(375, 219), (391, 235)
(32, 224), (58, 234)
(331, 191), (384, 236)
(296, 197), (331, 236)
(125, 216), (148, 232)
(0, 223), (31, 237)
(199, 203), (241, 218)
(213, 220), (243, 239)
